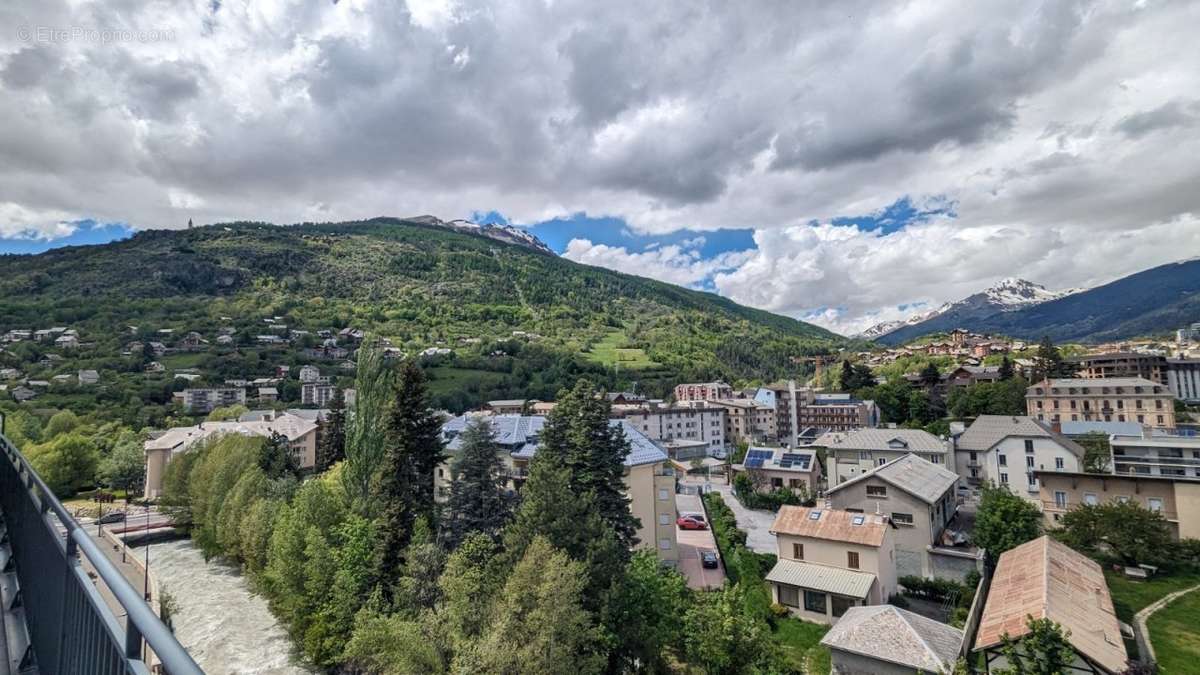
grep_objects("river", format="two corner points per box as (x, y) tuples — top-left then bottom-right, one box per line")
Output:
(147, 540), (315, 675)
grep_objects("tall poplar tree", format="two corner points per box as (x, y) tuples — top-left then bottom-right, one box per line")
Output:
(343, 340), (393, 514)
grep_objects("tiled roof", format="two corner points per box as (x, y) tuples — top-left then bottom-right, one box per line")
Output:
(441, 415), (666, 467)
(765, 559), (875, 599)
(955, 415), (1085, 458)
(815, 428), (947, 454)
(770, 506), (889, 546)
(974, 536), (1127, 673)
(827, 453), (958, 504)
(820, 605), (963, 672)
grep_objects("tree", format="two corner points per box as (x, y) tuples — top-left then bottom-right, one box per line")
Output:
(392, 516), (447, 613)
(97, 431), (146, 496)
(470, 537), (605, 675)
(316, 387), (346, 472)
(996, 616), (1074, 675)
(439, 533), (505, 647)
(375, 360), (445, 604)
(601, 551), (690, 672)
(206, 404), (249, 422)
(25, 432), (99, 496)
(1057, 501), (1174, 566)
(974, 484), (1042, 565)
(343, 339), (393, 513)
(920, 362), (942, 388)
(683, 584), (779, 674)
(1032, 337), (1078, 383)
(999, 355), (1015, 380)
(536, 380), (639, 550)
(258, 431), (300, 480)
(444, 417), (513, 547)
(44, 409), (82, 438)
(1076, 432), (1112, 473)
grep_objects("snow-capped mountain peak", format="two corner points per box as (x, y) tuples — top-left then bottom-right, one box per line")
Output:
(980, 278), (1073, 307)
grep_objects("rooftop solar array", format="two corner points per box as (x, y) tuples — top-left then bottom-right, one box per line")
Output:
(745, 449), (774, 469)
(778, 452), (811, 470)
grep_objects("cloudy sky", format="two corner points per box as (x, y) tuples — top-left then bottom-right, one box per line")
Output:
(3, 0), (1199, 335)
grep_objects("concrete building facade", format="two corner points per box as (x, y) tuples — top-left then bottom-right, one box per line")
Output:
(1026, 377), (1176, 429)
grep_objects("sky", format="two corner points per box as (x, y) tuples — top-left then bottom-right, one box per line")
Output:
(2, 0), (1199, 336)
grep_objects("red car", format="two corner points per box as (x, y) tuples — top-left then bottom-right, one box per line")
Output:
(677, 515), (708, 530)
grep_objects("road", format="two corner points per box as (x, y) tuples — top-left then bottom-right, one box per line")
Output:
(705, 481), (778, 554)
(674, 493), (725, 590)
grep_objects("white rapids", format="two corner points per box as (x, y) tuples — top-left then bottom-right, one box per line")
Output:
(146, 540), (316, 675)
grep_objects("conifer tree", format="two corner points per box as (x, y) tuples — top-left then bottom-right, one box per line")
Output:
(999, 355), (1015, 380)
(316, 387), (347, 471)
(444, 417), (513, 547)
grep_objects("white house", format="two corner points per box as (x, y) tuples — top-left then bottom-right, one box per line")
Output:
(953, 415), (1084, 503)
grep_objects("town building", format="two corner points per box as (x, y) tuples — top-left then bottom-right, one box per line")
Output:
(972, 536), (1127, 674)
(301, 382), (338, 407)
(821, 605), (963, 675)
(485, 399), (530, 415)
(614, 404), (726, 454)
(143, 412), (319, 498)
(826, 454), (972, 579)
(1035, 470), (1200, 538)
(1109, 430), (1200, 479)
(953, 415), (1084, 502)
(673, 381), (733, 403)
(298, 365), (322, 383)
(797, 395), (878, 433)
(181, 387), (248, 413)
(1167, 358), (1200, 403)
(1026, 377), (1176, 429)
(257, 387), (278, 403)
(77, 370), (100, 385)
(766, 506), (897, 625)
(436, 415), (678, 565)
(1067, 352), (1169, 385)
(731, 447), (822, 496)
(709, 398), (776, 445)
(818, 428), (952, 486)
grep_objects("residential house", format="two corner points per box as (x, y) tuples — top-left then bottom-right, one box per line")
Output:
(54, 334), (80, 349)
(766, 506), (897, 624)
(953, 415), (1083, 502)
(258, 387), (278, 403)
(709, 398), (776, 445)
(827, 454), (973, 579)
(1026, 377), (1176, 429)
(145, 361), (165, 373)
(731, 447), (822, 496)
(298, 365), (322, 383)
(820, 605), (963, 675)
(143, 413), (319, 498)
(673, 381), (734, 403)
(973, 536), (1127, 674)
(1035, 470), (1200, 539)
(435, 415), (678, 564)
(485, 399), (529, 415)
(818, 428), (952, 486)
(178, 331), (207, 351)
(77, 369), (99, 385)
(10, 386), (36, 402)
(797, 395), (879, 433)
(182, 387), (248, 413)
(614, 404), (726, 454)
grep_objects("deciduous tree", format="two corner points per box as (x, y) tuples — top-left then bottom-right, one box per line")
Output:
(974, 484), (1042, 565)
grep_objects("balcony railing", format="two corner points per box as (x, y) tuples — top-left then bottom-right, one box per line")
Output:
(0, 428), (203, 674)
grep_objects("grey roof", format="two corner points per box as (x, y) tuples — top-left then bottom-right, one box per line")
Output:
(442, 415), (667, 467)
(827, 453), (958, 504)
(955, 415), (1085, 458)
(820, 605), (963, 672)
(1059, 420), (1144, 437)
(815, 428), (947, 454)
(1040, 377), (1163, 390)
(765, 559), (875, 599)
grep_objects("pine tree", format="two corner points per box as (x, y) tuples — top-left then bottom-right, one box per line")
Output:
(317, 388), (347, 471)
(920, 362), (942, 388)
(999, 355), (1015, 380)
(444, 417), (513, 547)
(536, 380), (639, 550)
(840, 359), (854, 390)
(375, 360), (445, 605)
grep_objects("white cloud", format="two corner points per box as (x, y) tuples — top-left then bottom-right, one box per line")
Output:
(563, 238), (751, 289)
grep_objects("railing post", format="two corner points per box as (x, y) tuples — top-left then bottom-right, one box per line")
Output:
(125, 620), (145, 661)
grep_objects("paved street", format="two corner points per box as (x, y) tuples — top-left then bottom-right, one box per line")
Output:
(674, 493), (725, 590)
(705, 481), (778, 554)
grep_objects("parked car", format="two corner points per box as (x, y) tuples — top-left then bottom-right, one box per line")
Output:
(681, 512), (706, 523)
(97, 511), (126, 524)
(700, 549), (719, 569)
(676, 515), (707, 530)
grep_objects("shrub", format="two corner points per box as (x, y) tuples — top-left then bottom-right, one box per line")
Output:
(769, 603), (789, 619)
(888, 593), (910, 609)
(898, 575), (972, 606)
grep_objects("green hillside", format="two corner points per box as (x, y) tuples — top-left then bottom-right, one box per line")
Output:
(0, 218), (840, 417)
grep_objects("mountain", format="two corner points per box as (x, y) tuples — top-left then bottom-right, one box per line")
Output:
(0, 218), (839, 408)
(862, 278), (1078, 341)
(876, 260), (1200, 345)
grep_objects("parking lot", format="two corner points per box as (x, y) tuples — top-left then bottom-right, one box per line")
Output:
(674, 492), (726, 590)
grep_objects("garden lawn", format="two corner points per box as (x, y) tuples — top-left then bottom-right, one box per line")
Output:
(584, 329), (660, 369)
(425, 366), (508, 395)
(773, 617), (830, 675)
(1147, 587), (1200, 673)
(1105, 569), (1200, 623)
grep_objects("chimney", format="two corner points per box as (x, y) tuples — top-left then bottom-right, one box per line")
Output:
(1050, 420), (1062, 434)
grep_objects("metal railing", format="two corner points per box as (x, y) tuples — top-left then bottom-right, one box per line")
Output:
(0, 429), (203, 675)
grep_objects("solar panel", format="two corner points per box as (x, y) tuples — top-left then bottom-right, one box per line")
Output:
(745, 449), (773, 468)
(808, 510), (822, 520)
(852, 515), (865, 526)
(779, 453), (810, 471)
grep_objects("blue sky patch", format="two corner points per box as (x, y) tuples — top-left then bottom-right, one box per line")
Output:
(0, 220), (134, 255)
(830, 196), (955, 235)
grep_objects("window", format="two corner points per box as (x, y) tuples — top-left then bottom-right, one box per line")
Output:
(804, 590), (827, 614)
(847, 551), (860, 569)
(1028, 473), (1037, 487)
(658, 488), (670, 501)
(1157, 415), (1165, 425)
(793, 543), (804, 560)
(999, 454), (1007, 467)
(659, 538), (672, 551)
(931, 455), (941, 464)
(1000, 472), (1009, 484)
(659, 513), (670, 526)
(1084, 493), (1098, 506)
(1026, 456), (1035, 468)
(778, 585), (799, 608)
(892, 512), (914, 526)
(1055, 457), (1064, 469)
(772, 477), (784, 488)
(1054, 491), (1068, 508)
(878, 457), (887, 467)
(831, 595), (856, 618)
(1148, 498), (1164, 512)
(866, 485), (887, 498)
(859, 451), (870, 460)
(1024, 440), (1034, 453)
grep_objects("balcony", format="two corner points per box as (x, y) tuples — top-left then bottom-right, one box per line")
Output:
(0, 428), (202, 674)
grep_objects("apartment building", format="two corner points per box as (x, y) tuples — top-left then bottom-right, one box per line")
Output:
(1167, 358), (1200, 403)
(731, 447), (822, 496)
(797, 396), (878, 433)
(953, 415), (1083, 503)
(144, 412), (318, 498)
(826, 454), (960, 578)
(973, 537), (1127, 674)
(1066, 352), (1169, 385)
(709, 398), (776, 445)
(1036, 470), (1200, 539)
(817, 428), (951, 486)
(615, 404), (726, 453)
(301, 382), (339, 407)
(673, 381), (734, 403)
(1109, 431), (1200, 479)
(1026, 377), (1176, 429)
(181, 387), (247, 413)
(766, 506), (897, 625)
(436, 414), (678, 565)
